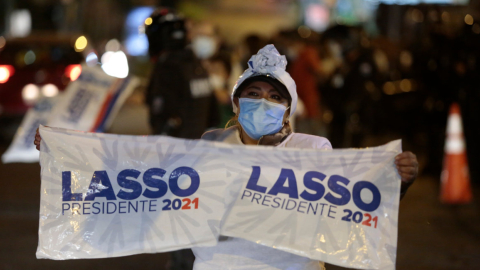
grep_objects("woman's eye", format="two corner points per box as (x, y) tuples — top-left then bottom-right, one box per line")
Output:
(271, 95), (281, 100)
(247, 91), (259, 96)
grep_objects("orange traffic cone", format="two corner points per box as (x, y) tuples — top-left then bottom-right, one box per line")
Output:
(440, 103), (472, 204)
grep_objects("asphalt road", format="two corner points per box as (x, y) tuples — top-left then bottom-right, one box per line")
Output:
(0, 144), (479, 270)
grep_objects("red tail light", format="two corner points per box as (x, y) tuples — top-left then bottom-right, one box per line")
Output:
(65, 64), (82, 81)
(0, 65), (14, 84)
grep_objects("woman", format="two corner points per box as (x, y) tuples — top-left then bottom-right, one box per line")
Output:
(34, 45), (418, 270)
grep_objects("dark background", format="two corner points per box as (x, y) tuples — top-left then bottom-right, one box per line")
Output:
(1, 0), (480, 269)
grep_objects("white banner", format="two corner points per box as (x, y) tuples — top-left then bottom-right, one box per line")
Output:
(2, 66), (139, 163)
(38, 126), (401, 269)
(2, 96), (60, 163)
(46, 65), (139, 132)
(220, 142), (401, 270)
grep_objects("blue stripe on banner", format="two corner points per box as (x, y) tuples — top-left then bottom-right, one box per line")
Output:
(95, 77), (131, 132)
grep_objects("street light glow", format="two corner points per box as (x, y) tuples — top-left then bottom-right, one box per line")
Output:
(465, 14), (474, 25)
(75, 36), (88, 52)
(145, 17), (153, 25)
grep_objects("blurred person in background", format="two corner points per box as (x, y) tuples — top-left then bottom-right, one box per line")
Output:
(414, 18), (480, 182)
(188, 20), (236, 127)
(240, 34), (267, 71)
(451, 22), (480, 184)
(320, 25), (383, 148)
(145, 8), (219, 140)
(286, 30), (326, 137)
(189, 21), (220, 62)
(205, 52), (235, 127)
(144, 7), (219, 269)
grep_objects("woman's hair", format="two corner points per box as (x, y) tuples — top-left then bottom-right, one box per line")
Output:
(225, 114), (240, 129)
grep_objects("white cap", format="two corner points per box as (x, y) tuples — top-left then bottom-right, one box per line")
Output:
(231, 44), (297, 117)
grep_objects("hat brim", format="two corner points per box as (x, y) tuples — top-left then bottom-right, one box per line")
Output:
(233, 75), (291, 102)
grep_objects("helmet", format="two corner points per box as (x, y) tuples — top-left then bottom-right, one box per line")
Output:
(145, 8), (186, 57)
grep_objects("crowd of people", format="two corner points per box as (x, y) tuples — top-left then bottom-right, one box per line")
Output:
(143, 6), (480, 186)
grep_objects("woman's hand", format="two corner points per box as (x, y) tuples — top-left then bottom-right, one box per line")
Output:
(395, 151), (418, 199)
(34, 128), (42, 151)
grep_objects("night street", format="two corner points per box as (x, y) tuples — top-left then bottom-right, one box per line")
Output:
(1, 145), (479, 270)
(1, 0), (480, 269)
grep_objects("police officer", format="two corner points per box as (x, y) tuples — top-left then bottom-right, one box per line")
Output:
(145, 8), (219, 139)
(144, 8), (218, 270)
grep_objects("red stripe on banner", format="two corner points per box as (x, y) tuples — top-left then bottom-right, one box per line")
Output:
(89, 79), (123, 132)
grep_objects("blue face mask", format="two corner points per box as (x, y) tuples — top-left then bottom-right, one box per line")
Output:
(238, 98), (288, 140)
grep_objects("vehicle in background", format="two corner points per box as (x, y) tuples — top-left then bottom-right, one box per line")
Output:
(0, 33), (85, 142)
